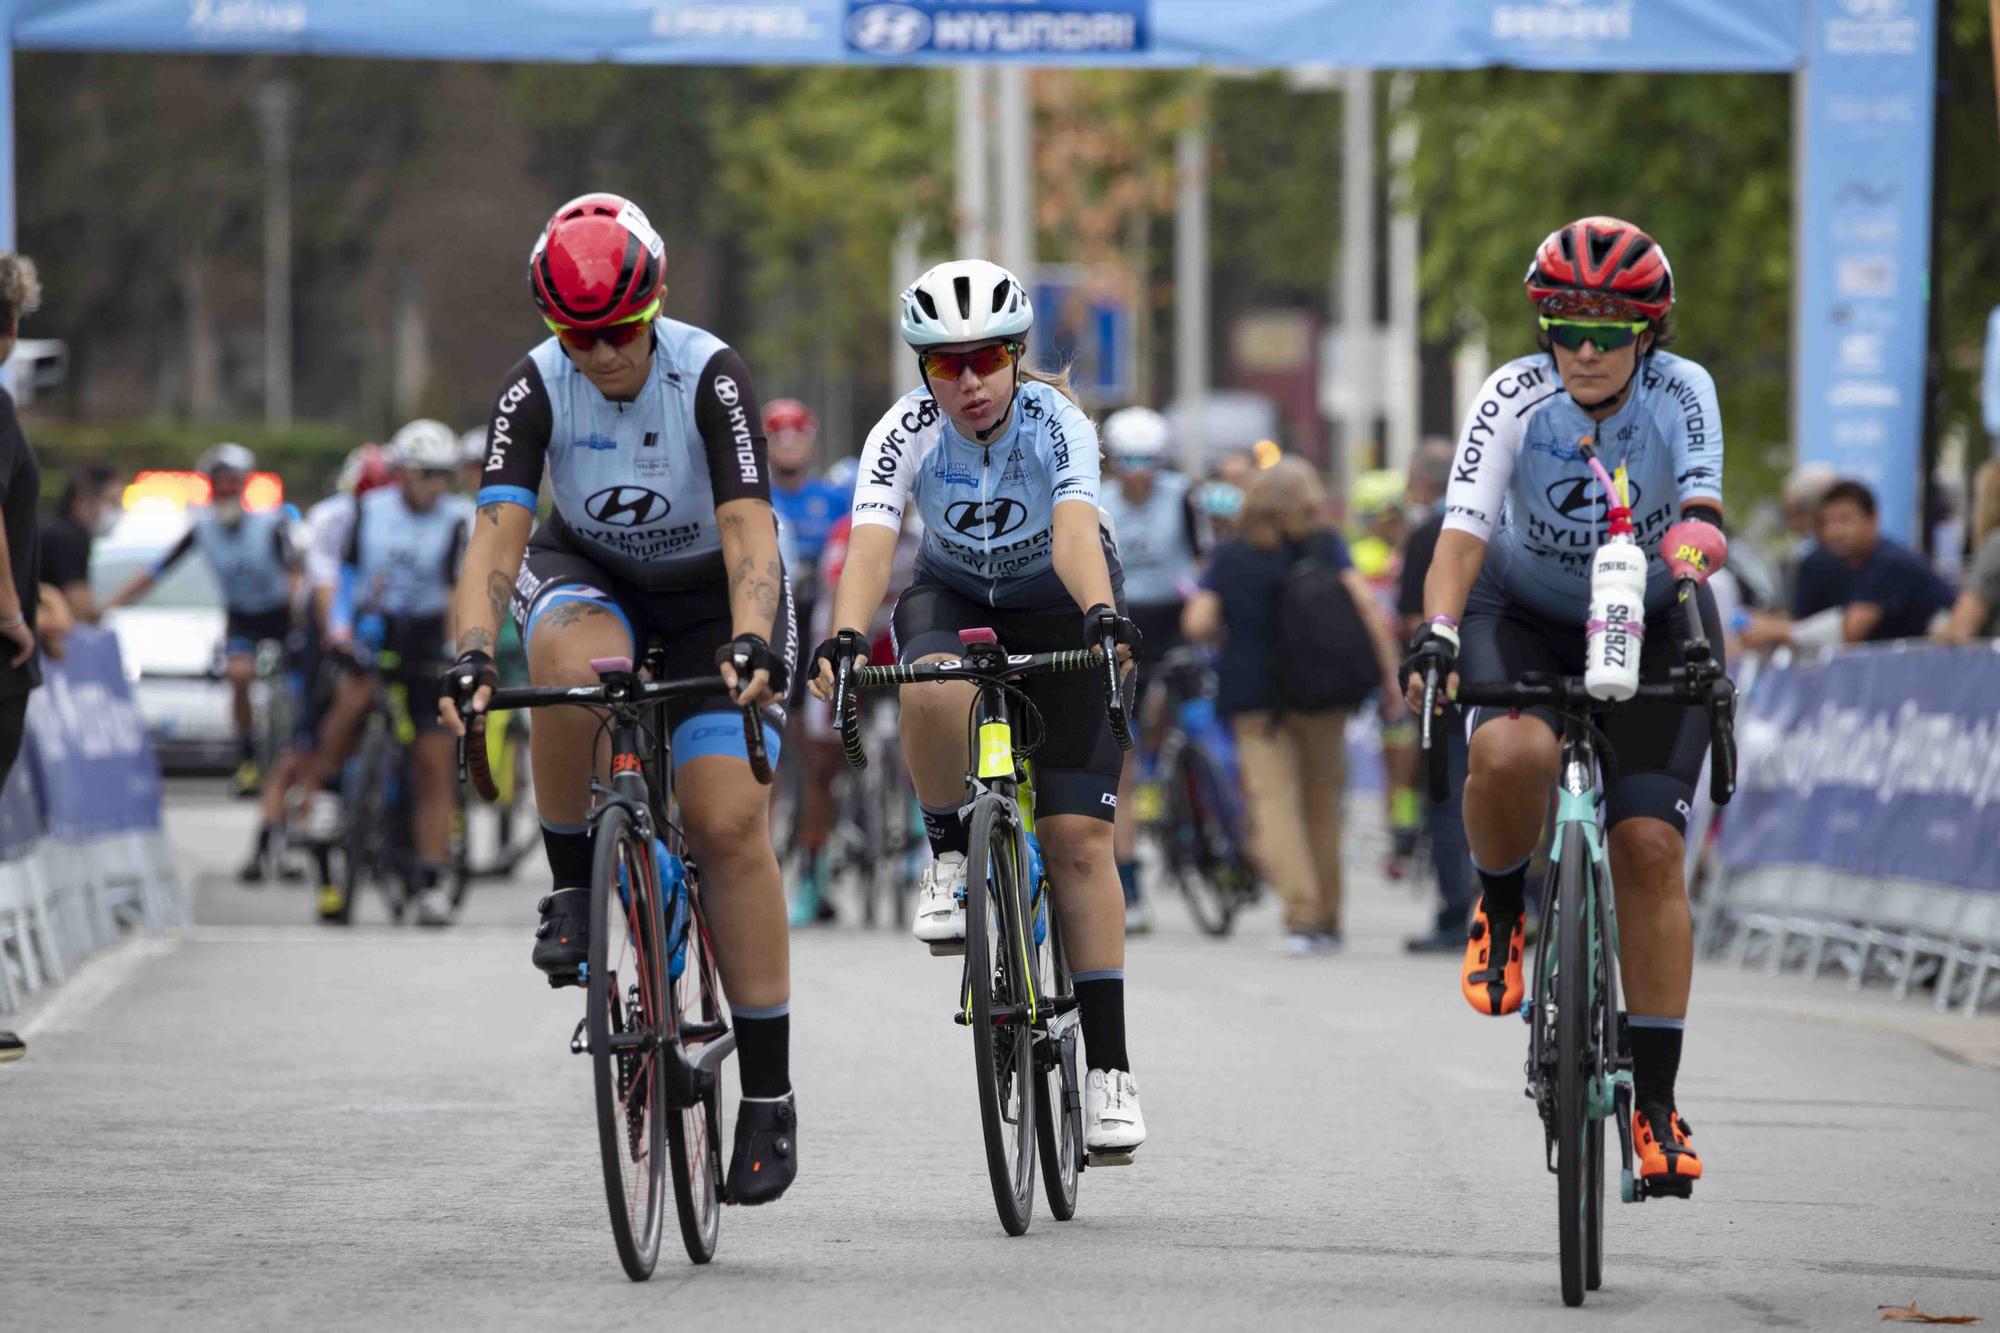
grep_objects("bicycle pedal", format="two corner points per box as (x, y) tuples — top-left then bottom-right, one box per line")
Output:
(928, 940), (967, 957)
(1640, 1177), (1693, 1201)
(1086, 1150), (1134, 1168)
(545, 970), (586, 991)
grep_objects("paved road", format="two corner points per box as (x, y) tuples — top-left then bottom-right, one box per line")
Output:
(4, 781), (1996, 1330)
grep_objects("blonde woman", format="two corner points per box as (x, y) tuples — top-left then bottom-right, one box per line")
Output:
(1182, 457), (1402, 953)
(1936, 459), (2000, 642)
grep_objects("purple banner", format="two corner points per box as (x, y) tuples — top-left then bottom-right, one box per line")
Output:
(1722, 644), (2000, 894)
(0, 731), (42, 858)
(25, 625), (165, 839)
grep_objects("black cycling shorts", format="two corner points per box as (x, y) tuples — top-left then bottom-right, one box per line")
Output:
(512, 529), (796, 766)
(891, 579), (1126, 823)
(1459, 573), (1722, 836)
(224, 606), (292, 658)
(365, 614), (451, 737)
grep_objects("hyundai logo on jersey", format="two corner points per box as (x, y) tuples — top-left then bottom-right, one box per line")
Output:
(946, 498), (1028, 540)
(1546, 476), (1642, 523)
(586, 485), (672, 527)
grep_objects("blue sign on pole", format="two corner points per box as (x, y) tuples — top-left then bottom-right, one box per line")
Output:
(845, 0), (1147, 57)
(1031, 267), (1133, 407)
(1796, 0), (1937, 543)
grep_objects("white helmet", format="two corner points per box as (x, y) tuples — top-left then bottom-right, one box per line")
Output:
(900, 259), (1033, 349)
(459, 427), (488, 467)
(196, 442), (255, 476)
(389, 418), (461, 471)
(1103, 407), (1171, 465)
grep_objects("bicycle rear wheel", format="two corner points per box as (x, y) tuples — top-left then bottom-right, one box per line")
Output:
(1554, 831), (1597, 1308)
(965, 796), (1037, 1236)
(1158, 746), (1237, 937)
(588, 805), (669, 1281)
(667, 868), (727, 1265)
(1033, 902), (1080, 1221)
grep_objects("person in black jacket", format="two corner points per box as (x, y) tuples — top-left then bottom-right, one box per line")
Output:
(41, 462), (119, 626)
(0, 252), (46, 1064)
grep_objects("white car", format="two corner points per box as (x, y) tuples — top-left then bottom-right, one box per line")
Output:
(91, 509), (237, 771)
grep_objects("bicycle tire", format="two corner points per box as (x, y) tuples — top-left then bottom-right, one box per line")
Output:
(1159, 746), (1236, 938)
(1033, 901), (1080, 1221)
(667, 866), (725, 1265)
(338, 726), (388, 923)
(965, 795), (1037, 1236)
(1554, 831), (1595, 1308)
(588, 805), (669, 1281)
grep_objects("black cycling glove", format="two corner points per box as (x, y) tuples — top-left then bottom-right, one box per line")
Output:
(1084, 603), (1144, 661)
(810, 629), (868, 685)
(1400, 622), (1459, 688)
(443, 649), (498, 717)
(716, 633), (789, 698)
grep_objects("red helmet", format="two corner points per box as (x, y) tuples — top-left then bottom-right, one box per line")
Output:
(763, 398), (816, 435)
(1524, 216), (1674, 321)
(339, 443), (395, 496)
(528, 192), (666, 330)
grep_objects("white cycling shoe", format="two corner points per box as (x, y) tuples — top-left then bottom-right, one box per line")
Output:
(412, 886), (454, 928)
(912, 852), (967, 951)
(1084, 1068), (1146, 1162)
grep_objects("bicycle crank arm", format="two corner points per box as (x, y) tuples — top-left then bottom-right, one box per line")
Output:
(690, 1030), (737, 1077)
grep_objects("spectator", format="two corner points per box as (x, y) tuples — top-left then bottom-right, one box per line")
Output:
(1935, 459), (2000, 643)
(1743, 479), (1955, 650)
(1396, 439), (1477, 954)
(1782, 462), (1844, 617)
(0, 252), (47, 1064)
(1181, 457), (1401, 954)
(41, 462), (119, 624)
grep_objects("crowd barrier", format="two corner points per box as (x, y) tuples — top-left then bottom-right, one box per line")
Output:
(1695, 640), (2000, 1018)
(0, 625), (186, 1016)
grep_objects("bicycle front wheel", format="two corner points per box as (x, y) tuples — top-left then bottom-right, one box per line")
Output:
(1554, 831), (1599, 1308)
(667, 869), (726, 1265)
(588, 805), (669, 1281)
(1158, 746), (1236, 937)
(965, 796), (1037, 1236)
(1033, 902), (1080, 1221)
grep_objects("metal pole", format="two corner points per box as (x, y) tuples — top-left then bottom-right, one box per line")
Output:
(1385, 73), (1419, 472)
(891, 216), (922, 396)
(254, 80), (296, 429)
(1334, 67), (1377, 486)
(955, 66), (990, 258)
(996, 66), (1034, 279)
(1174, 106), (1210, 466)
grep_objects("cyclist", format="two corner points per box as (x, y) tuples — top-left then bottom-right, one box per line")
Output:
(457, 426), (489, 498)
(437, 193), (799, 1205)
(1402, 216), (1728, 1193)
(312, 420), (473, 926)
(765, 398), (854, 924)
(299, 444), (396, 911)
(808, 259), (1146, 1160)
(1350, 468), (1423, 877)
(107, 443), (301, 799)
(1097, 405), (1206, 933)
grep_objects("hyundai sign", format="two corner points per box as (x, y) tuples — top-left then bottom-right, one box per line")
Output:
(844, 0), (1147, 57)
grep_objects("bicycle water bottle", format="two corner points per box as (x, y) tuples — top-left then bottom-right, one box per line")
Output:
(655, 838), (690, 981)
(1584, 508), (1646, 702)
(1023, 831), (1049, 947)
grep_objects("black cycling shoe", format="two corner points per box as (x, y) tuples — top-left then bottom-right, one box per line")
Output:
(531, 886), (590, 987)
(726, 1093), (797, 1205)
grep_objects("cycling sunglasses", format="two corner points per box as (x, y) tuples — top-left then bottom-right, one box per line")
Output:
(545, 299), (661, 352)
(919, 341), (1022, 382)
(1539, 317), (1649, 353)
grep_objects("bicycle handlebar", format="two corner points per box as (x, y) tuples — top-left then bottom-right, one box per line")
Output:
(1418, 576), (1736, 808)
(455, 670), (772, 801)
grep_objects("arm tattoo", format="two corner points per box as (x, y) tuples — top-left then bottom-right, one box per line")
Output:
(485, 570), (511, 632)
(478, 504), (506, 528)
(729, 554), (782, 626)
(458, 627), (495, 655)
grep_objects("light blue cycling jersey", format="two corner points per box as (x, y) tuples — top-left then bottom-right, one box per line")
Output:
(155, 507), (295, 615)
(1442, 350), (1724, 624)
(477, 317), (769, 592)
(1099, 470), (1199, 606)
(850, 381), (1102, 609)
(340, 487), (473, 622)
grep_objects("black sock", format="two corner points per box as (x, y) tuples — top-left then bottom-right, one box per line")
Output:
(254, 822), (277, 852)
(733, 1010), (791, 1100)
(541, 824), (593, 887)
(1630, 1019), (1684, 1114)
(320, 772), (342, 794)
(1074, 974), (1129, 1073)
(238, 737), (255, 763)
(921, 802), (968, 859)
(1476, 858), (1529, 923)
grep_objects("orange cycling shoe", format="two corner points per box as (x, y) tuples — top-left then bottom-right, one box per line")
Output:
(1461, 895), (1526, 1016)
(1634, 1107), (1702, 1189)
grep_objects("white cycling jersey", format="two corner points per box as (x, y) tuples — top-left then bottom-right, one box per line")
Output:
(1442, 350), (1724, 624)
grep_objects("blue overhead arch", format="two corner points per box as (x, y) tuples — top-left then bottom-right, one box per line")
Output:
(0, 0), (1938, 537)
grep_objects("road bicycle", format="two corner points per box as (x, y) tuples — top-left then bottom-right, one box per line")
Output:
(829, 689), (922, 928)
(830, 622), (1132, 1235)
(1129, 647), (1259, 936)
(460, 650), (773, 1277)
(1419, 574), (1736, 1307)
